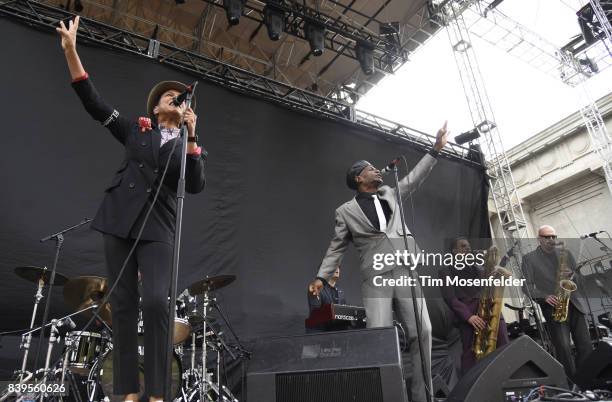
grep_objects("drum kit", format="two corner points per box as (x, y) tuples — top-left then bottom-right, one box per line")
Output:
(1, 265), (242, 402)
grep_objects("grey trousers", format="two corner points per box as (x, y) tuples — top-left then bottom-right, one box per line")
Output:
(541, 302), (593, 378)
(362, 268), (433, 402)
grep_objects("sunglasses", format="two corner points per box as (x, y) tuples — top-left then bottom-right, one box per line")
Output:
(539, 235), (557, 239)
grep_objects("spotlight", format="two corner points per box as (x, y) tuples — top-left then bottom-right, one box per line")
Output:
(263, 1), (285, 41)
(223, 0), (245, 25)
(305, 20), (325, 56)
(577, 4), (597, 46)
(379, 22), (400, 49)
(453, 39), (471, 52)
(356, 40), (375, 75)
(468, 143), (485, 165)
(147, 25), (160, 58)
(454, 128), (480, 145)
(476, 119), (496, 133)
(579, 56), (599, 74)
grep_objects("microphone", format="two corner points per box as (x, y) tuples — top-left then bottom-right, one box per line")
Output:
(171, 81), (198, 107)
(380, 157), (401, 176)
(580, 230), (604, 239)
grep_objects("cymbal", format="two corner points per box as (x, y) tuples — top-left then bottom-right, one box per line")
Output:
(63, 276), (112, 325)
(14, 266), (69, 286)
(189, 275), (236, 295)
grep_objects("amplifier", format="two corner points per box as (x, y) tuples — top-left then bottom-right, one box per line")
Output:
(246, 327), (407, 402)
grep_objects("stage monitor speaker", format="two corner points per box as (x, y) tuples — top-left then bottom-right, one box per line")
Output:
(246, 327), (407, 402)
(447, 335), (568, 402)
(575, 340), (612, 391)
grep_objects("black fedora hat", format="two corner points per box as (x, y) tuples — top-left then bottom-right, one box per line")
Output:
(146, 80), (197, 117)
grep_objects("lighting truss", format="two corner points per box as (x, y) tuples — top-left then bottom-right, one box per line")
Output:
(0, 0), (480, 167)
(201, 0), (407, 74)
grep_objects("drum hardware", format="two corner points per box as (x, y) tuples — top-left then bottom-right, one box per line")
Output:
(2, 274), (243, 402)
(136, 297), (193, 345)
(0, 305), (101, 401)
(63, 276), (112, 326)
(64, 331), (110, 375)
(40, 318), (65, 402)
(14, 266), (63, 384)
(176, 275), (241, 402)
(87, 344), (183, 402)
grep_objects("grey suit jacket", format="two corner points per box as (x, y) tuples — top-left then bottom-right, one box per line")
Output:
(521, 247), (588, 315)
(317, 153), (437, 281)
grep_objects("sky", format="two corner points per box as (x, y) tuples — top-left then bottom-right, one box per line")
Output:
(356, 0), (612, 152)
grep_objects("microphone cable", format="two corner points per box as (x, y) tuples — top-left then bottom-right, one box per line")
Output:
(390, 153), (433, 401)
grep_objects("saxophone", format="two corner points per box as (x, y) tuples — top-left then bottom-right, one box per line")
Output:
(552, 242), (577, 322)
(473, 245), (512, 360)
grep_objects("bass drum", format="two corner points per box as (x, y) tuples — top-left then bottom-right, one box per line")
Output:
(89, 347), (182, 401)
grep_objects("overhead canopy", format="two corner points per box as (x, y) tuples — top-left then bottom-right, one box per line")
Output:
(39, 0), (439, 101)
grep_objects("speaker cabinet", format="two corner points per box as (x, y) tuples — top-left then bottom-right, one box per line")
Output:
(575, 340), (612, 391)
(246, 327), (407, 402)
(447, 335), (568, 402)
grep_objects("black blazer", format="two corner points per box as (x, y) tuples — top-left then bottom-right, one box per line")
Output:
(521, 247), (587, 315)
(72, 77), (206, 244)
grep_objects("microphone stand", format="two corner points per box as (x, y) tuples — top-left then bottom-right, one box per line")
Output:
(518, 257), (553, 353)
(576, 238), (602, 343)
(391, 164), (432, 402)
(33, 218), (91, 370)
(165, 82), (198, 401)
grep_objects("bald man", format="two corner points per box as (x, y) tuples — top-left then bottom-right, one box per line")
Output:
(521, 225), (592, 378)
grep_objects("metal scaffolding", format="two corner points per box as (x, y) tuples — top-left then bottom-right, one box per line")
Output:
(462, 0), (612, 86)
(432, 0), (531, 303)
(557, 0), (612, 196)
(432, 0), (612, 306)
(461, 0), (612, 196)
(449, 0), (612, 87)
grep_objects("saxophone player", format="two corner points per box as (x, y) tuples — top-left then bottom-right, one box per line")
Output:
(441, 237), (509, 376)
(521, 225), (593, 378)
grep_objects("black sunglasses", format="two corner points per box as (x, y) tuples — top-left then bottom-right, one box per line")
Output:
(539, 235), (557, 239)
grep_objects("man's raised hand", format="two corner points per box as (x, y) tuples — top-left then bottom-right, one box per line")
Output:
(434, 120), (449, 151)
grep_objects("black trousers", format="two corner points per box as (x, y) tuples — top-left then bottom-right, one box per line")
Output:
(541, 302), (593, 378)
(103, 234), (173, 397)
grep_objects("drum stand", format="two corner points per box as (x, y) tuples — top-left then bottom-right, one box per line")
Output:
(17, 275), (46, 383)
(38, 319), (61, 402)
(177, 290), (239, 402)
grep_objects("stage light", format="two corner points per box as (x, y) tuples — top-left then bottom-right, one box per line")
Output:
(476, 120), (496, 133)
(454, 128), (480, 145)
(483, 0), (504, 17)
(223, 0), (245, 25)
(577, 4), (597, 46)
(305, 20), (325, 56)
(453, 39), (471, 52)
(147, 25), (160, 58)
(468, 143), (485, 165)
(579, 56), (599, 74)
(263, 1), (285, 41)
(356, 40), (375, 75)
(379, 22), (400, 39)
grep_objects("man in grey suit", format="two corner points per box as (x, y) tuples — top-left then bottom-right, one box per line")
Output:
(522, 225), (593, 378)
(308, 122), (449, 402)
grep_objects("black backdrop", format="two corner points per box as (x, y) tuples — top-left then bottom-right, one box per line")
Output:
(0, 19), (489, 343)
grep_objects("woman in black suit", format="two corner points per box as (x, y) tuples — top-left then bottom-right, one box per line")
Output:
(57, 17), (206, 402)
